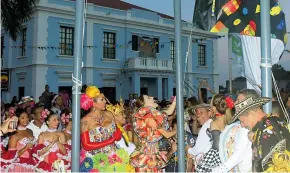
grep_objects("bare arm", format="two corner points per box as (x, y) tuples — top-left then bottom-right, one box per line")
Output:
(56, 133), (67, 154)
(8, 135), (30, 157)
(191, 120), (199, 135)
(198, 83), (205, 103)
(164, 99), (176, 115)
(38, 134), (57, 156)
(80, 119), (88, 133)
(157, 128), (177, 138)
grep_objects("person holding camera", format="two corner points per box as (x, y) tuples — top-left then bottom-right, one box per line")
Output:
(1, 108), (36, 172)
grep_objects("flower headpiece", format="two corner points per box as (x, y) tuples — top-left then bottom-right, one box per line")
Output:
(40, 109), (50, 121)
(106, 97), (124, 116)
(80, 86), (102, 110)
(225, 96), (234, 110)
(61, 113), (72, 124)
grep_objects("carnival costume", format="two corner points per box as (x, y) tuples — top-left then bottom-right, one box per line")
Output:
(215, 121), (252, 172)
(130, 106), (170, 172)
(33, 109), (71, 172)
(106, 99), (136, 155)
(196, 96), (235, 173)
(1, 136), (36, 172)
(79, 86), (132, 172)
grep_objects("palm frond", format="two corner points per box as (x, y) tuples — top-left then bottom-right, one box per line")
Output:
(1, 0), (39, 40)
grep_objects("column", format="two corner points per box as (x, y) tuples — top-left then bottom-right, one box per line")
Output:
(157, 77), (162, 100)
(132, 72), (140, 96)
(86, 20), (94, 85)
(168, 75), (173, 99)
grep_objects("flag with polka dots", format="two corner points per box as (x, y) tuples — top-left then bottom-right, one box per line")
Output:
(193, 0), (287, 45)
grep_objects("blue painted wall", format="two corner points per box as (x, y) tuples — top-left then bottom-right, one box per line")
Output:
(1, 0), (216, 102)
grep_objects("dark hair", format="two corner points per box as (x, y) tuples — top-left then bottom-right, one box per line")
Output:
(272, 101), (285, 121)
(44, 110), (57, 124)
(15, 108), (27, 118)
(135, 95), (145, 108)
(61, 108), (71, 117)
(32, 103), (44, 114)
(212, 94), (233, 124)
(187, 97), (198, 107)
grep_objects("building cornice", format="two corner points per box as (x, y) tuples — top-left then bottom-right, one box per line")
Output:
(35, 5), (224, 39)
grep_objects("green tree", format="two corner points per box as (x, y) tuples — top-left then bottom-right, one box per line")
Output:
(1, 0), (39, 40)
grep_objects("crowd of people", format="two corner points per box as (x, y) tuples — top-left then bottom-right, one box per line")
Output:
(0, 82), (290, 172)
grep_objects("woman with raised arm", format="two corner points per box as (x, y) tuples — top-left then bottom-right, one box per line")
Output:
(79, 86), (131, 172)
(1, 108), (36, 172)
(130, 94), (178, 172)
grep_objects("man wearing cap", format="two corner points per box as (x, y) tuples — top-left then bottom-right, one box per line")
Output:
(186, 103), (213, 166)
(233, 97), (290, 172)
(18, 96), (35, 120)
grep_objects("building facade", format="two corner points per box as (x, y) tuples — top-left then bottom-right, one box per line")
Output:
(1, 0), (220, 103)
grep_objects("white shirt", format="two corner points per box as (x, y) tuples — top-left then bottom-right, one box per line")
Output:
(188, 119), (213, 162)
(27, 120), (48, 139)
(215, 122), (252, 172)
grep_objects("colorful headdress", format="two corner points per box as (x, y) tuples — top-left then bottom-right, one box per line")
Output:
(106, 97), (124, 116)
(80, 86), (103, 110)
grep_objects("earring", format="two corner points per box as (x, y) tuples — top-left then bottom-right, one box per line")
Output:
(93, 108), (96, 111)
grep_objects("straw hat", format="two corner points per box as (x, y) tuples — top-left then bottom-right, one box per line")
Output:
(230, 97), (271, 124)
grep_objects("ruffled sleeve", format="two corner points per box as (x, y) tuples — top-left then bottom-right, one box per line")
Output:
(133, 107), (167, 142)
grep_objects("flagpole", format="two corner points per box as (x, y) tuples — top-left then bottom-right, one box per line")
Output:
(173, 0), (185, 172)
(71, 0), (84, 171)
(260, 0), (272, 113)
(228, 34), (233, 93)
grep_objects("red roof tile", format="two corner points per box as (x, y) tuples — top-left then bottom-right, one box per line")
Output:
(71, 0), (174, 19)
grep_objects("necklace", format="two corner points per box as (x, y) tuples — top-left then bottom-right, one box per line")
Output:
(215, 113), (224, 117)
(47, 128), (57, 132)
(17, 126), (27, 130)
(92, 113), (104, 125)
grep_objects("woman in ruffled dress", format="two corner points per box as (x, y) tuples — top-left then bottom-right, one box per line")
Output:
(1, 108), (36, 172)
(60, 108), (72, 145)
(195, 94), (234, 172)
(33, 109), (70, 172)
(130, 95), (177, 173)
(79, 86), (131, 172)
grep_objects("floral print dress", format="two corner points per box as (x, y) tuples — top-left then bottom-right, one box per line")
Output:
(80, 122), (132, 172)
(130, 107), (170, 173)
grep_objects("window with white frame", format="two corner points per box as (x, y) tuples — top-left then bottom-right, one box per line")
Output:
(198, 44), (206, 66)
(103, 32), (116, 59)
(59, 26), (74, 56)
(21, 28), (27, 56)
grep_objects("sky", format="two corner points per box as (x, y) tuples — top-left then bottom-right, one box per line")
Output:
(122, 0), (290, 86)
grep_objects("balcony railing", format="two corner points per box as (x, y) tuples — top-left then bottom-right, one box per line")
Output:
(127, 57), (173, 71)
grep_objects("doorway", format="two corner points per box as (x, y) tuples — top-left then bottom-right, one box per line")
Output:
(140, 87), (148, 95)
(18, 87), (25, 100)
